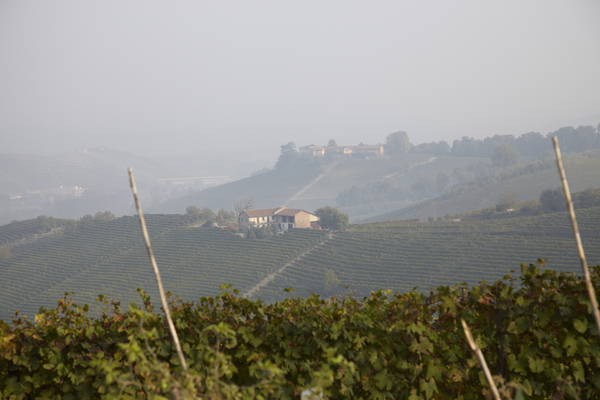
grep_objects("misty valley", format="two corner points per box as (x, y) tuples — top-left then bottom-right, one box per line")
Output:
(2, 125), (600, 399)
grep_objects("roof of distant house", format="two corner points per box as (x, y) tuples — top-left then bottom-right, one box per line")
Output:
(239, 207), (315, 218)
(323, 144), (383, 149)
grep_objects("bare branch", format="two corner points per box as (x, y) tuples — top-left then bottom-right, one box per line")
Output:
(128, 168), (188, 371)
(234, 197), (254, 217)
(461, 319), (501, 400)
(552, 137), (600, 336)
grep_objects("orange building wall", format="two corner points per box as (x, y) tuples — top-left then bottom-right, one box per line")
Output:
(294, 212), (311, 228)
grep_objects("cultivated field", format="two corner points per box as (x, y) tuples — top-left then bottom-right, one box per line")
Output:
(0, 215), (327, 322)
(254, 206), (600, 301)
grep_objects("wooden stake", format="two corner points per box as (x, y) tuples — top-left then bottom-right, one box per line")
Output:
(461, 318), (501, 400)
(552, 137), (600, 336)
(128, 168), (188, 371)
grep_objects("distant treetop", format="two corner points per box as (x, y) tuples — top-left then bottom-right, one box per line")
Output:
(385, 131), (411, 155)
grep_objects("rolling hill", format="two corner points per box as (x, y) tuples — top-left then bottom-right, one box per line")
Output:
(0, 149), (270, 225)
(2, 201), (599, 322)
(253, 205), (600, 302)
(151, 153), (490, 218)
(359, 151), (600, 223)
(0, 215), (327, 322)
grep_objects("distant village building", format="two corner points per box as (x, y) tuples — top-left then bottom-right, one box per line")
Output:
(300, 144), (384, 157)
(326, 146), (354, 155)
(238, 207), (321, 232)
(354, 145), (384, 156)
(298, 144), (325, 156)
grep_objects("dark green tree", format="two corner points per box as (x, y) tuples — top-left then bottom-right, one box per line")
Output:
(314, 206), (349, 231)
(186, 205), (201, 215)
(94, 211), (116, 223)
(217, 208), (235, 222)
(496, 190), (517, 212)
(201, 207), (216, 221)
(492, 143), (520, 170)
(539, 187), (565, 212)
(37, 215), (56, 233)
(385, 131), (411, 155)
(77, 214), (95, 230)
(246, 224), (276, 240)
(323, 268), (341, 294)
(63, 220), (77, 234)
(327, 139), (337, 147)
(575, 188), (600, 209)
(275, 142), (299, 169)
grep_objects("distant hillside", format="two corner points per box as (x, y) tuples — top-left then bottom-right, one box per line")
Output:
(149, 162), (328, 214)
(153, 154), (490, 217)
(286, 155), (489, 216)
(0, 214), (327, 322)
(0, 149), (270, 225)
(3, 202), (600, 322)
(359, 151), (600, 223)
(254, 205), (600, 302)
(0, 151), (163, 197)
(0, 151), (165, 225)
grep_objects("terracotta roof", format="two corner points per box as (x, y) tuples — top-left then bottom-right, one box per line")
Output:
(325, 145), (382, 149)
(299, 143), (324, 150)
(275, 208), (304, 216)
(240, 207), (315, 218)
(240, 208), (280, 217)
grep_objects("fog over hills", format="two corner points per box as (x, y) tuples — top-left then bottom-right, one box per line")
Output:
(1, 1), (599, 224)
(2, 1), (599, 156)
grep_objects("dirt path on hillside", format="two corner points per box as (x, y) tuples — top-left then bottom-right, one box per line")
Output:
(282, 161), (340, 206)
(242, 233), (333, 298)
(8, 228), (62, 248)
(383, 156), (436, 180)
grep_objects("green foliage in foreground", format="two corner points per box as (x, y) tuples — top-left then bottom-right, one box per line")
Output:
(2, 263), (600, 399)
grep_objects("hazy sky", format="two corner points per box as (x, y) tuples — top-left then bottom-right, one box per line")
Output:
(1, 1), (599, 160)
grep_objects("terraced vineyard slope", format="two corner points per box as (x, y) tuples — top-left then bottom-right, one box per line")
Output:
(150, 162), (328, 214)
(3, 206), (599, 321)
(152, 154), (490, 218)
(287, 155), (489, 219)
(253, 206), (600, 301)
(0, 215), (327, 322)
(0, 217), (72, 246)
(361, 152), (600, 223)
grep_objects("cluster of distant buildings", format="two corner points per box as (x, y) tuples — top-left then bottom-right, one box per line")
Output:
(299, 144), (385, 157)
(7, 186), (85, 205)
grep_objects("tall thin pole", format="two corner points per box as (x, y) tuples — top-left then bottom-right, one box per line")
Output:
(461, 319), (501, 400)
(128, 168), (188, 371)
(552, 137), (600, 336)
